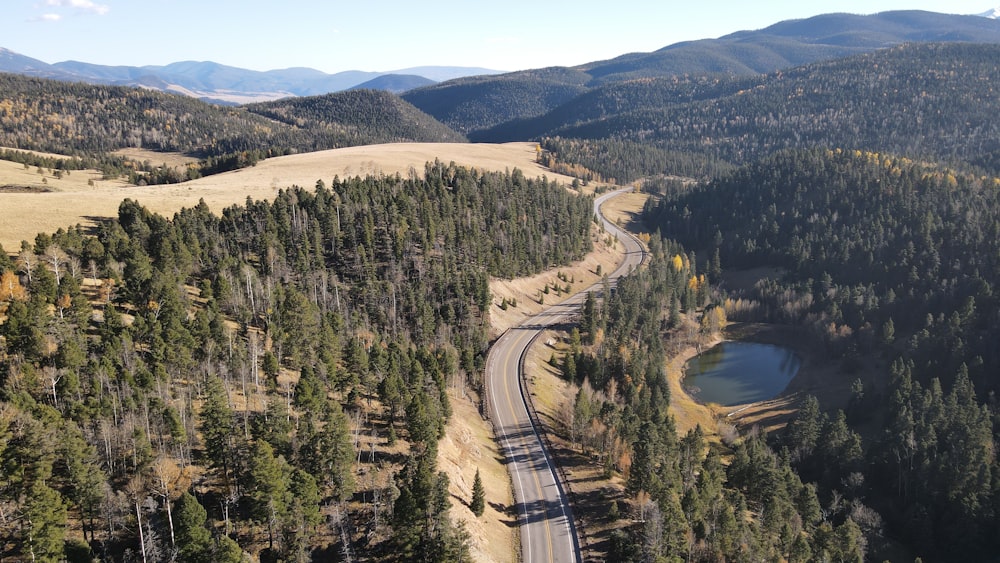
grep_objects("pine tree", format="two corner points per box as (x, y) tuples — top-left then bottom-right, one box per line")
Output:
(24, 481), (67, 563)
(175, 492), (213, 563)
(285, 469), (322, 562)
(248, 440), (291, 553)
(471, 469), (485, 517)
(199, 375), (234, 482)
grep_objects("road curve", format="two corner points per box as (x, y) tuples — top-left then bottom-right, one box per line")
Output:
(486, 188), (645, 563)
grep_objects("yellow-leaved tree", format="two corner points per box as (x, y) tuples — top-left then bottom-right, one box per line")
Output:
(0, 270), (27, 302)
(700, 305), (727, 336)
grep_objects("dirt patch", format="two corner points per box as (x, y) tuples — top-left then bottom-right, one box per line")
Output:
(665, 337), (729, 439)
(599, 191), (649, 233)
(0, 185), (51, 193)
(489, 232), (624, 338)
(437, 388), (516, 563)
(113, 148), (199, 169)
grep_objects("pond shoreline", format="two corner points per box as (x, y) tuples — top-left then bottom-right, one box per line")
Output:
(668, 322), (862, 436)
(682, 341), (802, 407)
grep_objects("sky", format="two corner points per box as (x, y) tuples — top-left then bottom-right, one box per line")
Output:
(3, 1), (997, 74)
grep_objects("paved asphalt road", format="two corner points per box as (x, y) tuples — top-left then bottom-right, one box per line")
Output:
(486, 188), (646, 563)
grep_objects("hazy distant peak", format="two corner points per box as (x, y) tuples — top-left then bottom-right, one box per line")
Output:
(980, 7), (1000, 18)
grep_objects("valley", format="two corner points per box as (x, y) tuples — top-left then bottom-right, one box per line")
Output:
(2, 7), (1000, 563)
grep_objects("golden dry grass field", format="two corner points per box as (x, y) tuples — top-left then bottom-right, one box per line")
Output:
(0, 142), (576, 250)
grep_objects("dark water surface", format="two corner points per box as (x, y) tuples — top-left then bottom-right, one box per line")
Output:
(683, 342), (800, 406)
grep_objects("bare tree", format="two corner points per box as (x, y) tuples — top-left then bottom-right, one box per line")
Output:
(44, 244), (68, 286)
(150, 456), (189, 548)
(17, 248), (35, 284)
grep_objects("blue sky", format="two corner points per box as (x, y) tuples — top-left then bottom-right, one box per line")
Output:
(3, 1), (996, 73)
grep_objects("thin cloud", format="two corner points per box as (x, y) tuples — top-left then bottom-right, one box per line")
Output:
(43, 0), (111, 15)
(29, 12), (63, 22)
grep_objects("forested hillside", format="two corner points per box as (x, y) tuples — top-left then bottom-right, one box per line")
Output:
(536, 137), (735, 185)
(400, 68), (591, 134)
(488, 43), (1000, 177)
(243, 90), (464, 145)
(0, 162), (592, 562)
(642, 147), (1000, 559)
(0, 74), (463, 181)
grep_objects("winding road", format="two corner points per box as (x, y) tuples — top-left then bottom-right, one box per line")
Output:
(486, 188), (646, 563)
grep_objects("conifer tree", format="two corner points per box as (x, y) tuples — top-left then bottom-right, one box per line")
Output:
(248, 440), (291, 553)
(471, 468), (485, 517)
(199, 375), (234, 482)
(175, 492), (212, 563)
(24, 481), (66, 563)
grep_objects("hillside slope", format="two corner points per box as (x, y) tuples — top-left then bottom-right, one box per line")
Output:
(483, 43), (1000, 175)
(245, 89), (464, 144)
(0, 73), (464, 166)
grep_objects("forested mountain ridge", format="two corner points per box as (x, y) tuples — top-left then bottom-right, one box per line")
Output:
(404, 10), (1000, 136)
(0, 162), (594, 561)
(482, 43), (1000, 176)
(553, 43), (1000, 171)
(349, 74), (436, 94)
(581, 10), (1000, 84)
(0, 73), (464, 180)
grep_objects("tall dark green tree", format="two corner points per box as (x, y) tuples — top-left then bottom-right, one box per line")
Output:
(471, 468), (485, 517)
(23, 481), (66, 563)
(199, 375), (235, 483)
(175, 492), (213, 563)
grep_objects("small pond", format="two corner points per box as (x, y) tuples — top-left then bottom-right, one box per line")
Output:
(683, 342), (801, 406)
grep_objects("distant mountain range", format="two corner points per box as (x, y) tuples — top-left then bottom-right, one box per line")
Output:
(2, 8), (1000, 123)
(5, 9), (996, 107)
(0, 48), (499, 103)
(4, 9), (1000, 186)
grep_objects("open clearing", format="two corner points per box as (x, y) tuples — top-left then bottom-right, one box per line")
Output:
(0, 142), (576, 249)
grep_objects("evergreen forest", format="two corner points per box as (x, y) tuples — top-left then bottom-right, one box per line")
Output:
(576, 147), (1000, 561)
(0, 163), (592, 561)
